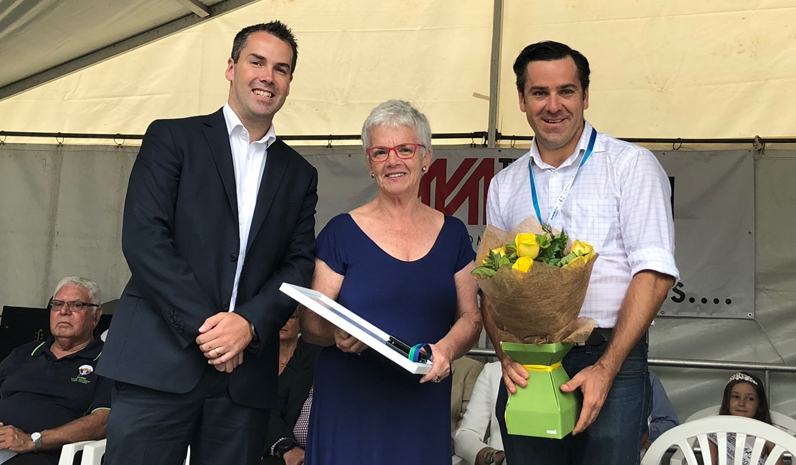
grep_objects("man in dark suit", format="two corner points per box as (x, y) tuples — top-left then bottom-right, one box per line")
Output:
(97, 21), (318, 465)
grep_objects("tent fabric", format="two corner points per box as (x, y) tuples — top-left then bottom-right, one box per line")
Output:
(1, 1), (793, 140)
(0, 0), (191, 87)
(0, 0), (254, 98)
(499, 1), (796, 139)
(0, 144), (135, 304)
(0, 0), (493, 139)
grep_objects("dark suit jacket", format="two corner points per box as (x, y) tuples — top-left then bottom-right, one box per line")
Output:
(97, 108), (318, 409)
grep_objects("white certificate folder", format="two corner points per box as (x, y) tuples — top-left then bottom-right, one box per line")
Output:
(279, 283), (432, 374)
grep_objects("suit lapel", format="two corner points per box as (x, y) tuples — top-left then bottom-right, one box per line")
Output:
(203, 109), (238, 220)
(247, 140), (289, 251)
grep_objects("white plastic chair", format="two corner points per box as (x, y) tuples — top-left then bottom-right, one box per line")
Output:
(58, 440), (95, 465)
(685, 406), (796, 436)
(669, 406), (796, 464)
(80, 439), (106, 465)
(643, 416), (796, 465)
(76, 440), (190, 465)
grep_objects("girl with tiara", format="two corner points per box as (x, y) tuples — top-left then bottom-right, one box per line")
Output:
(707, 371), (784, 465)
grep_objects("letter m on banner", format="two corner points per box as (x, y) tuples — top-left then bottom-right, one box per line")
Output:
(419, 157), (495, 226)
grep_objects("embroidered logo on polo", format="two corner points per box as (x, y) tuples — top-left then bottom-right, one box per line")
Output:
(71, 364), (94, 384)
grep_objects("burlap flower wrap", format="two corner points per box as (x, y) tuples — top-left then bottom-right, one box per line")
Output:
(475, 215), (598, 344)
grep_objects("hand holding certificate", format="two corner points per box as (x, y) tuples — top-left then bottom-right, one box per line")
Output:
(279, 283), (433, 374)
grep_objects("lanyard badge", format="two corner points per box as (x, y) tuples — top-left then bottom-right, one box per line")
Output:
(528, 127), (598, 227)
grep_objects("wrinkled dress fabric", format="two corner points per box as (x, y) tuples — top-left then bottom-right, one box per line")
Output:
(304, 214), (475, 465)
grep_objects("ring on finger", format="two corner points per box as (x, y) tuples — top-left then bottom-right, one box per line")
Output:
(214, 347), (221, 357)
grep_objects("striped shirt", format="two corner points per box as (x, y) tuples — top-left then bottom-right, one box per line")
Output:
(486, 122), (679, 327)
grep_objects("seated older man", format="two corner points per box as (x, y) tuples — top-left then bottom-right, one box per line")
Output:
(0, 277), (112, 465)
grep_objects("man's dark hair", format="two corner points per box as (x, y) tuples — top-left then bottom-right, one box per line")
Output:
(231, 21), (298, 74)
(513, 41), (590, 95)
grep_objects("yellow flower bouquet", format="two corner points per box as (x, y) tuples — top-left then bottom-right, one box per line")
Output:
(472, 215), (600, 439)
(473, 225), (595, 278)
(473, 215), (598, 345)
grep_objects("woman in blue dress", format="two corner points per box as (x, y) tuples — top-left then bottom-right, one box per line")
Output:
(300, 100), (482, 465)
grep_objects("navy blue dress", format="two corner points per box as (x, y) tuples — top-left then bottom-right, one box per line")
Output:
(304, 213), (475, 465)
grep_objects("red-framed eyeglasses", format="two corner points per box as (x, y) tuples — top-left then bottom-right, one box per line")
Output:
(366, 143), (426, 163)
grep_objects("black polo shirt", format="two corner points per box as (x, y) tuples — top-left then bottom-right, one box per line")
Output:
(0, 334), (112, 434)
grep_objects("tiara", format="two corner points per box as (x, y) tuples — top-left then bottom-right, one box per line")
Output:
(728, 372), (758, 386)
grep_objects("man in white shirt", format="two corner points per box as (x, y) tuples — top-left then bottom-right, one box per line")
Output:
(453, 362), (505, 465)
(483, 41), (678, 465)
(98, 21), (318, 465)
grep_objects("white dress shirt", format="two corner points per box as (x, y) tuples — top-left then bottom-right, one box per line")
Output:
(223, 103), (276, 311)
(486, 122), (679, 327)
(454, 362), (505, 465)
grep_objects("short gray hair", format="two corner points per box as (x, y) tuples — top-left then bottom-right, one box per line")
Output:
(361, 100), (432, 155)
(54, 276), (102, 306)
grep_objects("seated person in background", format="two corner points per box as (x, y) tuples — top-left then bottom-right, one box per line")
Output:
(451, 357), (485, 436)
(707, 371), (783, 465)
(0, 277), (111, 465)
(454, 362), (506, 465)
(641, 371), (679, 450)
(263, 309), (321, 465)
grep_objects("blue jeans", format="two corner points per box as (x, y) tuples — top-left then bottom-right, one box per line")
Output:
(496, 340), (651, 465)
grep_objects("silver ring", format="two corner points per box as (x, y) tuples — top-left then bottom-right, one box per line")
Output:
(214, 347), (221, 357)
(434, 376), (441, 383)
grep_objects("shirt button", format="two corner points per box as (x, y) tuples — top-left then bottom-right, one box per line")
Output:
(553, 170), (560, 177)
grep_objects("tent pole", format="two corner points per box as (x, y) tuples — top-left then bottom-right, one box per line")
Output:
(487, 0), (503, 149)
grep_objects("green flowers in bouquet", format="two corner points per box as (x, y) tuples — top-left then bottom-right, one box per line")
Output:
(472, 224), (594, 278)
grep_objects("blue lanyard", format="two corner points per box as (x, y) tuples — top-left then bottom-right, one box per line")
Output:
(528, 127), (598, 227)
